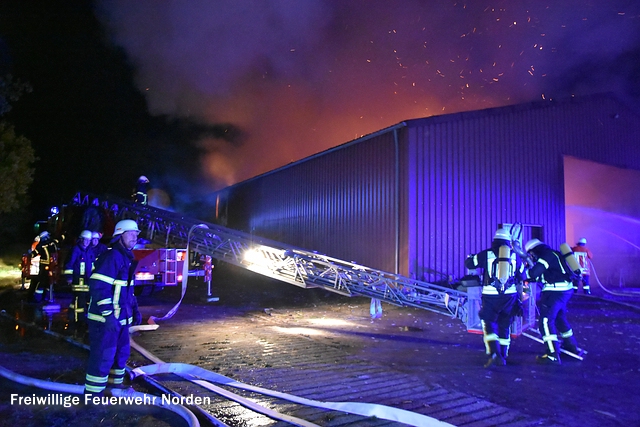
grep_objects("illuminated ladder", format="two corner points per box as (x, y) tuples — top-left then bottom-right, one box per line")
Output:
(71, 192), (470, 326)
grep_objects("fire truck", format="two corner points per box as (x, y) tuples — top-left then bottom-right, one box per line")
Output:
(23, 200), (210, 295)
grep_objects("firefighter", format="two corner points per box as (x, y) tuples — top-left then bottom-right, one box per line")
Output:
(29, 231), (63, 303)
(90, 231), (108, 260)
(84, 219), (142, 395)
(571, 238), (593, 294)
(63, 230), (93, 323)
(465, 228), (524, 367)
(524, 238), (584, 365)
(132, 175), (149, 205)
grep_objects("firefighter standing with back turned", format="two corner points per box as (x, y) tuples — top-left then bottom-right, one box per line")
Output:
(524, 238), (585, 365)
(84, 219), (142, 395)
(465, 228), (524, 367)
(132, 175), (149, 205)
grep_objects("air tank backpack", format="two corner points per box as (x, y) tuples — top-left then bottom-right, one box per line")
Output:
(489, 245), (514, 294)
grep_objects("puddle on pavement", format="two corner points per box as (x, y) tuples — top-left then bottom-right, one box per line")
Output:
(1, 293), (84, 345)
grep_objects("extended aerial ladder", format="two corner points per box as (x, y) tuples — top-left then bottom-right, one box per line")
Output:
(68, 192), (475, 325)
(68, 192), (541, 337)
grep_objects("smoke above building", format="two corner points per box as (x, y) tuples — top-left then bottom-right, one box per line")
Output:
(95, 1), (640, 191)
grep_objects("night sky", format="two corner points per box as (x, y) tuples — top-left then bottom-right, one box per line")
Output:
(2, 0), (640, 228)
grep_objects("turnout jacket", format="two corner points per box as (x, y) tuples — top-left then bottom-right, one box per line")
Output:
(87, 240), (139, 326)
(31, 238), (61, 265)
(63, 244), (93, 292)
(526, 244), (573, 291)
(465, 240), (523, 295)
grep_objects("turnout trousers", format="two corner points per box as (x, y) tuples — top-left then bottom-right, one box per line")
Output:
(84, 320), (130, 394)
(479, 293), (518, 355)
(538, 289), (576, 355)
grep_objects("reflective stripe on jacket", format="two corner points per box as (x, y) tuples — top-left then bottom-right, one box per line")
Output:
(87, 241), (138, 325)
(526, 246), (573, 290)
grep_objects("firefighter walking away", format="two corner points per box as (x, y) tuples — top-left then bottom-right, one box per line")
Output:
(524, 239), (585, 365)
(465, 228), (525, 367)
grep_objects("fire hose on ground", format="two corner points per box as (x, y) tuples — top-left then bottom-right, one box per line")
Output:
(1, 310), (455, 427)
(134, 228), (456, 426)
(130, 323), (455, 427)
(0, 311), (200, 427)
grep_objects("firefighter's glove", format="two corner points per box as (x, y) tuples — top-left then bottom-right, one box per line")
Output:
(104, 315), (119, 332)
(133, 307), (142, 326)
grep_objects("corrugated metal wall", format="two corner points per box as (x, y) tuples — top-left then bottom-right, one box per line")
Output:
(406, 94), (640, 282)
(221, 127), (404, 272)
(212, 94), (640, 282)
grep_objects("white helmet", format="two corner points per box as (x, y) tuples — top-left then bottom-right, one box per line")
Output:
(113, 219), (141, 236)
(39, 231), (50, 240)
(91, 231), (102, 239)
(525, 238), (543, 252)
(494, 228), (511, 241)
(80, 230), (92, 240)
(578, 237), (587, 245)
(138, 175), (149, 183)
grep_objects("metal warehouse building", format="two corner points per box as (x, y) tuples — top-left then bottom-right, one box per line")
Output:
(210, 93), (640, 288)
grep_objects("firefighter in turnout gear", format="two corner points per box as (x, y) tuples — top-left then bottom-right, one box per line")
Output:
(465, 228), (524, 367)
(524, 238), (584, 365)
(572, 238), (593, 294)
(90, 231), (108, 260)
(64, 230), (94, 323)
(84, 219), (142, 395)
(132, 175), (149, 205)
(29, 231), (63, 303)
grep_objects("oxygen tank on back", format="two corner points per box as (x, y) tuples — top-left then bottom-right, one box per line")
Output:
(560, 243), (582, 276)
(496, 245), (512, 286)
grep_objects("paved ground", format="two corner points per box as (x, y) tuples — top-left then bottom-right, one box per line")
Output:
(1, 261), (640, 426)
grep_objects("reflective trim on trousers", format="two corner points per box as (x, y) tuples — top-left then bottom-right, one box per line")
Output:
(85, 373), (109, 394)
(559, 329), (574, 339)
(498, 337), (511, 346)
(481, 320), (499, 354)
(541, 317), (558, 354)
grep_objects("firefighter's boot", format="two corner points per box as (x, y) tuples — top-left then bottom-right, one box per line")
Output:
(537, 341), (561, 365)
(561, 336), (585, 359)
(484, 341), (506, 368)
